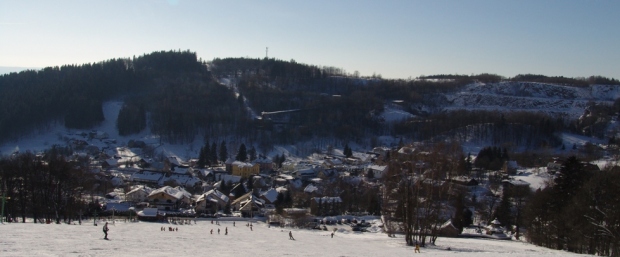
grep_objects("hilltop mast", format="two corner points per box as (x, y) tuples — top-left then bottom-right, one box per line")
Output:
(266, 47), (268, 59)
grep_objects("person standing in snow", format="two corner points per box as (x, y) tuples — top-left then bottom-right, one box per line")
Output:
(103, 222), (109, 240)
(414, 243), (420, 253)
(225, 227), (228, 235)
(289, 231), (294, 240)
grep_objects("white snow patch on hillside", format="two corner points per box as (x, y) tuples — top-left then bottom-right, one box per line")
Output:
(380, 105), (414, 122)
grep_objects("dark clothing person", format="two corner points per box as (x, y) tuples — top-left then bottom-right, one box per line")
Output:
(289, 231), (294, 240)
(103, 222), (109, 239)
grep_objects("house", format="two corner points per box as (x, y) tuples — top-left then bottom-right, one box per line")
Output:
(502, 179), (530, 189)
(136, 207), (165, 222)
(159, 173), (202, 188)
(439, 220), (460, 237)
(259, 188), (279, 204)
(449, 176), (479, 188)
(304, 184), (319, 195)
(252, 156), (273, 171)
(230, 192), (264, 217)
(125, 185), (153, 203)
(225, 158), (235, 173)
(130, 170), (166, 186)
(296, 167), (316, 180)
(212, 167), (229, 180)
(192, 168), (214, 181)
(147, 186), (192, 211)
(317, 169), (338, 179)
(365, 165), (387, 179)
(195, 189), (229, 214)
(231, 161), (260, 178)
(322, 158), (343, 169)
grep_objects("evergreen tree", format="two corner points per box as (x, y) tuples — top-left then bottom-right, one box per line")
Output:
(203, 141), (212, 167)
(452, 193), (466, 232)
(234, 179), (247, 197)
(554, 156), (590, 208)
(197, 146), (206, 168)
(495, 189), (512, 230)
(343, 144), (352, 158)
(366, 169), (375, 179)
(219, 141), (228, 163)
(236, 144), (248, 162)
(248, 146), (257, 162)
(275, 192), (284, 214)
(247, 176), (254, 192)
(210, 142), (218, 166)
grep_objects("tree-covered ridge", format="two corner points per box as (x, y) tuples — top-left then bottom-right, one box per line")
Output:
(0, 50), (227, 144)
(2, 53), (620, 148)
(0, 58), (136, 140)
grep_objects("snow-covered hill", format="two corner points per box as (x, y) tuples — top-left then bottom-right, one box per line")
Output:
(444, 82), (619, 119)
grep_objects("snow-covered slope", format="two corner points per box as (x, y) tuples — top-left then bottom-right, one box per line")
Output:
(3, 220), (584, 256)
(445, 82), (619, 119)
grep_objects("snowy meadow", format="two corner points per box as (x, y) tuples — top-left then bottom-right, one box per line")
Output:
(1, 219), (585, 257)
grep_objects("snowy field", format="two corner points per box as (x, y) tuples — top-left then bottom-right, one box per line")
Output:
(1, 219), (585, 257)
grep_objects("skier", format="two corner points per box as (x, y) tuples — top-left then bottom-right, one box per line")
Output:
(414, 243), (420, 253)
(210, 229), (213, 234)
(218, 228), (220, 234)
(103, 222), (109, 240)
(289, 231), (295, 240)
(225, 227), (228, 235)
(331, 232), (334, 238)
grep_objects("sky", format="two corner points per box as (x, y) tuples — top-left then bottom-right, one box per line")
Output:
(1, 0), (619, 79)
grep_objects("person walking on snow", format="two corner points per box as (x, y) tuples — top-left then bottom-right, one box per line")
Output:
(103, 222), (109, 240)
(289, 231), (295, 240)
(414, 243), (420, 253)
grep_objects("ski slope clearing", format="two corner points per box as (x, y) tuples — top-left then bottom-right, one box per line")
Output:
(2, 220), (584, 256)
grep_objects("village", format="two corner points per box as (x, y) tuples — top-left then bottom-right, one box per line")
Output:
(50, 128), (569, 241)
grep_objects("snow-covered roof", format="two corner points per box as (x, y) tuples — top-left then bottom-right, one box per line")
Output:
(127, 185), (153, 195)
(198, 189), (230, 204)
(130, 170), (165, 182)
(148, 186), (191, 200)
(161, 174), (201, 187)
(252, 157), (272, 164)
(502, 179), (530, 187)
(304, 184), (318, 193)
(367, 165), (386, 172)
(232, 161), (255, 168)
(312, 196), (342, 203)
(261, 188), (278, 203)
(220, 174), (241, 184)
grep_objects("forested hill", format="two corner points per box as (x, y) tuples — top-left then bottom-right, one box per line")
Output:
(2, 51), (620, 150)
(0, 50), (231, 144)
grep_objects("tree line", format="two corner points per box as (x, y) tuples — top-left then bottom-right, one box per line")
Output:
(0, 150), (102, 224)
(524, 156), (620, 256)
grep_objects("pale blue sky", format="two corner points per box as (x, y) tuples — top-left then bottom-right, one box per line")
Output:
(1, 0), (619, 79)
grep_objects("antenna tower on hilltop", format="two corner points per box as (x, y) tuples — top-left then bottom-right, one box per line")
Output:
(266, 47), (268, 59)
